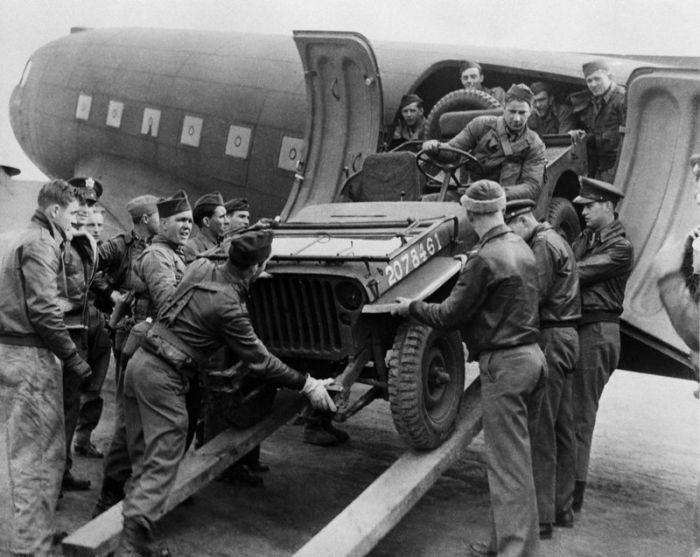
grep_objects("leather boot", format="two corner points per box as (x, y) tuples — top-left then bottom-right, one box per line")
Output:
(572, 480), (586, 513)
(115, 516), (151, 557)
(92, 477), (125, 518)
(303, 415), (349, 446)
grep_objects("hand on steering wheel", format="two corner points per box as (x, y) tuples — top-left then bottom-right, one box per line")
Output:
(416, 144), (483, 202)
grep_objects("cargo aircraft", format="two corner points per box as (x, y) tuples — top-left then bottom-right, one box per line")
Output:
(8, 27), (700, 375)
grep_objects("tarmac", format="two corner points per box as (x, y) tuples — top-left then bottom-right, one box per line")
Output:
(56, 364), (698, 557)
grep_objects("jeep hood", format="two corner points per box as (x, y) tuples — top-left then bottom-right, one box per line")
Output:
(617, 67), (700, 361)
(282, 31), (383, 219)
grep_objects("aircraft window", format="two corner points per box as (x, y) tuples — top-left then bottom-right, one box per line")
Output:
(19, 60), (32, 87)
(180, 115), (203, 147)
(75, 93), (92, 121)
(141, 108), (161, 137)
(106, 100), (124, 128)
(278, 136), (304, 171)
(225, 125), (252, 159)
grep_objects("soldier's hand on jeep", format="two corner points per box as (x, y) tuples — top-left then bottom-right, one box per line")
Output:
(422, 140), (441, 153)
(568, 129), (586, 145)
(391, 297), (413, 317)
(302, 376), (338, 412)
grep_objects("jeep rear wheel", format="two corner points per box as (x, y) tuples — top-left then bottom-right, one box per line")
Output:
(547, 197), (581, 244)
(388, 323), (465, 449)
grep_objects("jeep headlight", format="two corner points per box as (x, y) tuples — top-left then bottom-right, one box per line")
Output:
(335, 281), (365, 311)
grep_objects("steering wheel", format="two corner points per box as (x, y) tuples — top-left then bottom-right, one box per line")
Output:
(416, 145), (483, 202)
(389, 139), (424, 153)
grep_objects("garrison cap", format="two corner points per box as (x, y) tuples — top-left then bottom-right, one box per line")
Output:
(460, 180), (506, 214)
(157, 189), (191, 219)
(399, 93), (423, 109)
(582, 59), (610, 77)
(228, 228), (273, 267)
(574, 177), (624, 204)
(504, 199), (536, 222)
(193, 191), (225, 222)
(1, 165), (20, 177)
(126, 194), (159, 219)
(505, 83), (534, 106)
(68, 176), (103, 204)
(225, 197), (250, 213)
(690, 153), (700, 166)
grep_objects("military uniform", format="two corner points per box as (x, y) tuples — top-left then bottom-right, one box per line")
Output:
(0, 208), (89, 555)
(573, 82), (626, 182)
(183, 230), (218, 264)
(407, 182), (545, 557)
(448, 115), (546, 201)
(571, 178), (633, 511)
(119, 243), (310, 552)
(530, 102), (575, 135)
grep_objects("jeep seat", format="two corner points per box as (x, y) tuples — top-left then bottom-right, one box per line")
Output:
(339, 152), (424, 202)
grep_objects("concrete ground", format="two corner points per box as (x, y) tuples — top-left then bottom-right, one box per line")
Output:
(57, 365), (699, 556)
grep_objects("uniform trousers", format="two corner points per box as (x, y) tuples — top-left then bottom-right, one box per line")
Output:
(0, 344), (64, 556)
(63, 328), (87, 476)
(75, 306), (112, 445)
(532, 326), (579, 523)
(480, 343), (546, 557)
(573, 320), (620, 482)
(122, 348), (189, 523)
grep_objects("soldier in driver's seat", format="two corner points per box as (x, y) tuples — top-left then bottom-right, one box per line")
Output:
(422, 83), (546, 202)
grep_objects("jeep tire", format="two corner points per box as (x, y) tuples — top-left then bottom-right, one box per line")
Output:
(547, 197), (581, 244)
(388, 322), (465, 449)
(423, 88), (502, 140)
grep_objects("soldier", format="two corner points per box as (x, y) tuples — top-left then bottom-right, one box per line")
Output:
(392, 181), (545, 557)
(505, 199), (581, 539)
(569, 60), (627, 182)
(116, 228), (337, 555)
(387, 93), (426, 150)
(0, 180), (91, 555)
(183, 191), (228, 263)
(86, 205), (105, 240)
(459, 60), (506, 105)
(571, 177), (633, 512)
(224, 197), (251, 234)
(529, 81), (575, 135)
(92, 194), (160, 516)
(422, 84), (546, 202)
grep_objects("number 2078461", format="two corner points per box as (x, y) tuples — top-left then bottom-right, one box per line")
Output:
(384, 233), (444, 287)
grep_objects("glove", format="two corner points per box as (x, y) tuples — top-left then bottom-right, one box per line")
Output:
(63, 352), (92, 382)
(301, 376), (337, 412)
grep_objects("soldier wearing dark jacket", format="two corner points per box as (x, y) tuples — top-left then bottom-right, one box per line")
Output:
(571, 177), (633, 513)
(182, 191), (228, 264)
(423, 84), (546, 202)
(0, 180), (90, 556)
(569, 60), (627, 182)
(393, 181), (546, 557)
(506, 199), (581, 539)
(116, 228), (337, 555)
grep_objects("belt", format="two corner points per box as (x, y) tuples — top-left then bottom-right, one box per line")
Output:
(0, 332), (46, 348)
(540, 319), (579, 330)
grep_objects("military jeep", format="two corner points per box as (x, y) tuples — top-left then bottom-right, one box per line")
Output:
(248, 31), (586, 449)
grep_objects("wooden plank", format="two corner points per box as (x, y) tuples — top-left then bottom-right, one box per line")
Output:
(293, 378), (483, 557)
(62, 391), (306, 557)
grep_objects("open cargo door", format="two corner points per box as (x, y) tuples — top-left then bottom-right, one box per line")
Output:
(617, 67), (700, 362)
(281, 31), (383, 220)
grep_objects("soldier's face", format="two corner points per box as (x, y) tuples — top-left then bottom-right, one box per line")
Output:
(74, 203), (90, 229)
(51, 200), (81, 233)
(461, 68), (483, 89)
(161, 211), (193, 245)
(401, 102), (423, 126)
(507, 216), (528, 239)
(532, 91), (552, 115)
(145, 211), (160, 235)
(503, 100), (532, 133)
(585, 70), (612, 97)
(227, 210), (250, 232)
(581, 201), (610, 230)
(86, 210), (104, 240)
(206, 206), (229, 237)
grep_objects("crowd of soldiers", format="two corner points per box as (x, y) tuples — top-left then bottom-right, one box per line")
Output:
(0, 57), (664, 557)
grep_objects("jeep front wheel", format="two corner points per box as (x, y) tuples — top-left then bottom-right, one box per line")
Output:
(388, 323), (465, 449)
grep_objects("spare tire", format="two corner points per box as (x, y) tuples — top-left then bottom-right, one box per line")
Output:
(547, 197), (581, 245)
(424, 89), (503, 140)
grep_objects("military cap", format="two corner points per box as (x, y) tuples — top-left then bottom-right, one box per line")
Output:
(126, 194), (159, 219)
(1, 165), (20, 177)
(505, 83), (534, 106)
(582, 59), (610, 77)
(573, 177), (624, 204)
(157, 189), (191, 219)
(228, 228), (273, 267)
(504, 199), (536, 222)
(690, 153), (700, 167)
(460, 180), (506, 214)
(68, 176), (103, 203)
(529, 81), (552, 96)
(399, 93), (423, 109)
(225, 197), (250, 213)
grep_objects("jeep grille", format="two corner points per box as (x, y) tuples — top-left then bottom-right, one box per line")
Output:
(249, 276), (344, 359)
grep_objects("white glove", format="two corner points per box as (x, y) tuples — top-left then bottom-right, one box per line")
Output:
(302, 376), (337, 412)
